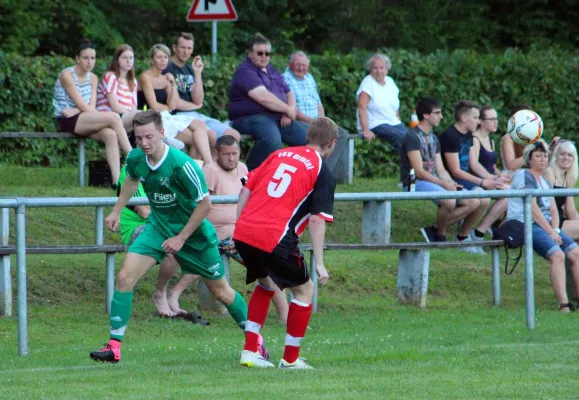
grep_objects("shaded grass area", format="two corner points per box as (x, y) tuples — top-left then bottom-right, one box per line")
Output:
(0, 165), (577, 398)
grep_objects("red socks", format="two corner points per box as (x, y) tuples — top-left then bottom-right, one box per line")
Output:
(244, 285), (275, 352)
(282, 300), (312, 363)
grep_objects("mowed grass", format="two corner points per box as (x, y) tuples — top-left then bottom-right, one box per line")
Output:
(1, 164), (579, 399)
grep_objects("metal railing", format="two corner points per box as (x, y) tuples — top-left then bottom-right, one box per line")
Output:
(2, 188), (579, 356)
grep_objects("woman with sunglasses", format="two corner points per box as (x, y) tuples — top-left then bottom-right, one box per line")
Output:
(507, 139), (579, 312)
(53, 39), (133, 185)
(544, 140), (579, 240)
(138, 44), (213, 165)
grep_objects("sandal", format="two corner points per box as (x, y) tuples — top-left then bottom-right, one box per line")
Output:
(557, 303), (575, 312)
(183, 311), (210, 326)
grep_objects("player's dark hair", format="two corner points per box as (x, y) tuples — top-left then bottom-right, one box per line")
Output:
(307, 117), (338, 149)
(249, 33), (270, 51)
(133, 110), (163, 132)
(78, 39), (95, 56)
(510, 103), (533, 117)
(415, 97), (442, 121)
(215, 135), (239, 152)
(453, 100), (480, 122)
(175, 32), (194, 45)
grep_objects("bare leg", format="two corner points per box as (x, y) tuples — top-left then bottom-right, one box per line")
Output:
(272, 287), (289, 325)
(75, 111), (132, 155)
(152, 255), (179, 317)
(445, 199), (478, 228)
(175, 120), (212, 165)
(89, 127), (121, 184)
(549, 251), (570, 311)
(567, 249), (579, 296)
(207, 129), (217, 151)
(116, 253), (158, 291)
(476, 198), (508, 233)
(459, 198), (487, 236)
(562, 220), (579, 241)
(223, 128), (241, 142)
(167, 274), (200, 314)
(121, 111), (140, 133)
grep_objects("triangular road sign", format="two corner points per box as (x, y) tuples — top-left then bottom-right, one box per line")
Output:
(187, 0), (238, 22)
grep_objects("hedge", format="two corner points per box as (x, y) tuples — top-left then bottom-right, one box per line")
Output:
(1, 48), (578, 177)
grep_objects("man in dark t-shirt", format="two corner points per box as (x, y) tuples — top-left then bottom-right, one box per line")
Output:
(399, 97), (480, 243)
(439, 100), (506, 253)
(163, 32), (241, 145)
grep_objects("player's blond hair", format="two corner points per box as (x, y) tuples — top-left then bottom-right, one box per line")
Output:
(133, 110), (163, 132)
(306, 117), (338, 149)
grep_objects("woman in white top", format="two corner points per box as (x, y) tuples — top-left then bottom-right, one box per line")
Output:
(96, 44), (139, 133)
(544, 140), (579, 240)
(356, 53), (406, 150)
(137, 44), (212, 165)
(53, 39), (132, 185)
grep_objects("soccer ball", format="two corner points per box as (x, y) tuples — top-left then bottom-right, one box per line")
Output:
(507, 110), (544, 145)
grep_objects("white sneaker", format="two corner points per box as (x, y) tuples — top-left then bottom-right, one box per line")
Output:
(279, 357), (314, 369)
(455, 236), (481, 254)
(240, 350), (274, 368)
(468, 230), (487, 255)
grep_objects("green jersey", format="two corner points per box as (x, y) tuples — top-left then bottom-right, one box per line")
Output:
(118, 165), (148, 245)
(125, 145), (217, 250)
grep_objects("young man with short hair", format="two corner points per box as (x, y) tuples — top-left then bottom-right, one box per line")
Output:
(163, 32), (240, 145)
(234, 117), (338, 369)
(439, 100), (507, 252)
(399, 97), (479, 242)
(90, 110), (266, 363)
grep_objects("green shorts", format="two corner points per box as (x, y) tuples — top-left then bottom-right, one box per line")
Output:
(128, 224), (224, 280)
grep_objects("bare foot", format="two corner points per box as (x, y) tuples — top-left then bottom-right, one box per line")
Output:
(152, 290), (177, 317)
(167, 290), (187, 315)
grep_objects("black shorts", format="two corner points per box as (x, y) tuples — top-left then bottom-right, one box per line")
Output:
(56, 114), (81, 134)
(233, 240), (309, 290)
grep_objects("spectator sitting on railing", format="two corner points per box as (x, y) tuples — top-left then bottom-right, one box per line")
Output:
(507, 139), (579, 312)
(356, 53), (406, 150)
(163, 32), (240, 147)
(116, 165), (206, 322)
(52, 39), (133, 186)
(228, 33), (307, 171)
(203, 135), (288, 324)
(440, 100), (506, 254)
(96, 44), (140, 135)
(282, 51), (348, 174)
(501, 104), (534, 173)
(544, 140), (579, 240)
(137, 44), (213, 165)
(399, 97), (480, 243)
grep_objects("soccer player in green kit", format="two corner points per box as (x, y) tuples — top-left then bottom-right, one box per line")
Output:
(90, 110), (266, 363)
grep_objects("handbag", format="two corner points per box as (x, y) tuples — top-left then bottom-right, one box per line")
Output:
(492, 219), (524, 274)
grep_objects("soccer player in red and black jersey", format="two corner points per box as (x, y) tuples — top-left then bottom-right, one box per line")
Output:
(234, 117), (338, 369)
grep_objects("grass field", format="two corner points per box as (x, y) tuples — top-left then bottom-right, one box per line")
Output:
(1, 165), (578, 399)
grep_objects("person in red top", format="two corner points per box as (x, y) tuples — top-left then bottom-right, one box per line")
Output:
(234, 116), (338, 369)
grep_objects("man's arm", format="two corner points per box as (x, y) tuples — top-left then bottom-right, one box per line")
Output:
(309, 215), (329, 284)
(236, 186), (251, 220)
(191, 56), (204, 106)
(248, 86), (293, 115)
(408, 151), (454, 189)
(444, 152), (500, 189)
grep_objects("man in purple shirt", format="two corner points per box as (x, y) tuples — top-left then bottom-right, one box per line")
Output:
(229, 34), (307, 170)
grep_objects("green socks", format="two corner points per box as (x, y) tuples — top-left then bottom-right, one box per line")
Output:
(109, 290), (133, 341)
(226, 291), (248, 330)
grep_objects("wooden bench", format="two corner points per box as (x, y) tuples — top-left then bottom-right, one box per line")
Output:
(0, 132), (359, 187)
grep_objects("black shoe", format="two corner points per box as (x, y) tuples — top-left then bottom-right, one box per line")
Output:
(434, 234), (447, 242)
(90, 343), (120, 363)
(420, 226), (437, 243)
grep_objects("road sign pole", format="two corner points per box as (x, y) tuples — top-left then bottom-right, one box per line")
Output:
(212, 20), (218, 62)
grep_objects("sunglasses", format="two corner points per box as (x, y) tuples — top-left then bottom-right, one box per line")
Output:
(256, 51), (271, 57)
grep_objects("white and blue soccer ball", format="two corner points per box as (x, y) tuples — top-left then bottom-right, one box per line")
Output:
(507, 109), (544, 145)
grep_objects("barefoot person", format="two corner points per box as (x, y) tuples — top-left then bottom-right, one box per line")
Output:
(90, 110), (267, 363)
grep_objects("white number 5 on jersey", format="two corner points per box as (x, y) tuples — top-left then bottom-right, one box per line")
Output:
(267, 163), (297, 198)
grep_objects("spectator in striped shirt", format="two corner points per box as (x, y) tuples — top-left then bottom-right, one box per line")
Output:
(53, 39), (133, 186)
(282, 51), (348, 173)
(96, 44), (140, 134)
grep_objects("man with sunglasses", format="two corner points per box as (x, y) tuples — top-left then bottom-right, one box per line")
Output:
(229, 34), (307, 170)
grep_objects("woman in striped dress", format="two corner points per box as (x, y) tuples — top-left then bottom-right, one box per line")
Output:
(53, 39), (132, 185)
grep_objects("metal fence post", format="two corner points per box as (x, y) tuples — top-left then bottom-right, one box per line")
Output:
(106, 253), (115, 315)
(1, 208), (12, 316)
(362, 200), (391, 244)
(523, 195), (535, 329)
(16, 204), (28, 355)
(95, 207), (104, 245)
(78, 139), (86, 187)
(491, 247), (501, 306)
